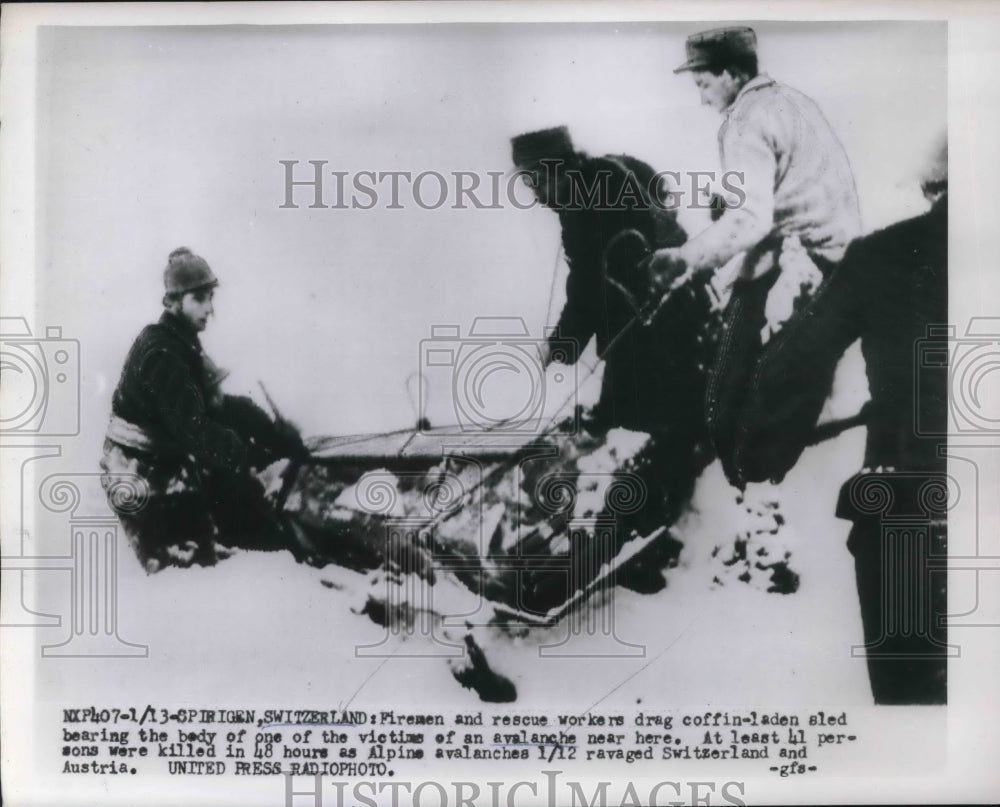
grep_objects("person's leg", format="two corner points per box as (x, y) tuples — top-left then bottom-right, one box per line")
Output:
(102, 441), (216, 571)
(706, 268), (781, 485)
(849, 521), (947, 704)
(206, 470), (287, 552)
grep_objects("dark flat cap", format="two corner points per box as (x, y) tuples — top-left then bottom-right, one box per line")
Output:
(674, 26), (757, 73)
(511, 126), (575, 168)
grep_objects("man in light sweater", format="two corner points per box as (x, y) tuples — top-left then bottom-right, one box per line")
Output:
(645, 26), (862, 487)
(653, 25), (860, 288)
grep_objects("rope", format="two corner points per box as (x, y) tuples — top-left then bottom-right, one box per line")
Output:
(398, 372), (428, 455)
(302, 243), (565, 458)
(405, 371), (426, 423)
(283, 233), (682, 528)
(360, 235), (676, 532)
(544, 242), (564, 329)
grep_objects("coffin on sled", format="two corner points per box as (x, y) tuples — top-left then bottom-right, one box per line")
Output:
(266, 418), (684, 626)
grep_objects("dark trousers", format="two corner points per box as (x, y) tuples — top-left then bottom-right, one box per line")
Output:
(847, 518), (948, 704)
(102, 439), (289, 571)
(203, 470), (287, 552)
(706, 250), (836, 488)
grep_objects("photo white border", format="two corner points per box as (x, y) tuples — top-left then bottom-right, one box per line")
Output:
(3, 2), (999, 805)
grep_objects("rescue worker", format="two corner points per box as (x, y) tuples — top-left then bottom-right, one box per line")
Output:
(641, 27), (862, 485)
(511, 126), (719, 537)
(730, 142), (949, 704)
(100, 247), (308, 572)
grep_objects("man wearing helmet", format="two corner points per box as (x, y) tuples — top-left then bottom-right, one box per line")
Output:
(100, 247), (308, 572)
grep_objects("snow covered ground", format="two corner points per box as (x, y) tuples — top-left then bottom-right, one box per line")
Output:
(39, 421), (870, 717)
(23, 19), (929, 711)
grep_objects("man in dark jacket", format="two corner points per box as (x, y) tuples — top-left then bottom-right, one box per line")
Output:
(100, 247), (306, 572)
(511, 127), (720, 525)
(729, 149), (949, 703)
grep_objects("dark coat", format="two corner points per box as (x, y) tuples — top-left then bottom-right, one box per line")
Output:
(105, 312), (297, 568)
(732, 197), (948, 484)
(111, 311), (246, 474)
(728, 198), (948, 704)
(550, 154), (715, 437)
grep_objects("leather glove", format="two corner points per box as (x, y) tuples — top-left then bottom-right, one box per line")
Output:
(640, 249), (690, 297)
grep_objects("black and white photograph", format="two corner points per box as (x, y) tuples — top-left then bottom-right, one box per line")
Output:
(1, 2), (998, 805)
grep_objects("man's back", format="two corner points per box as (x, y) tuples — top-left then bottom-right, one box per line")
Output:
(720, 76), (861, 262)
(555, 153), (685, 349)
(849, 198), (947, 471)
(553, 154), (716, 436)
(732, 198), (947, 484)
